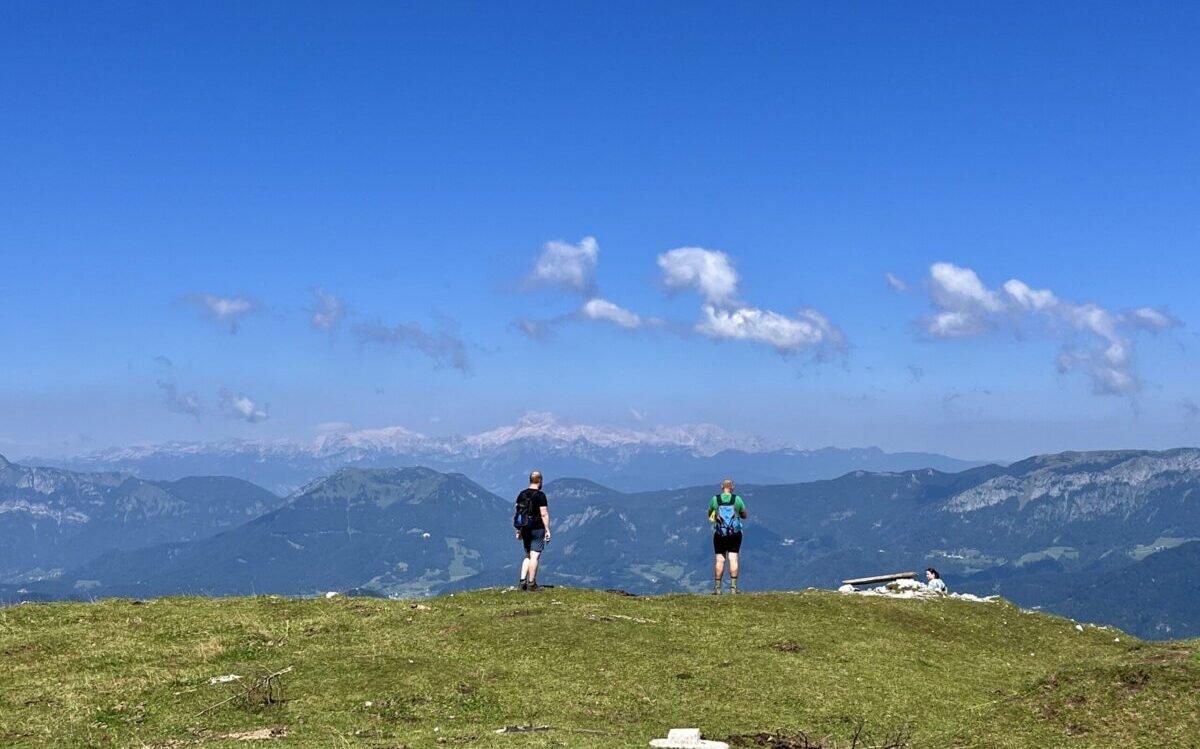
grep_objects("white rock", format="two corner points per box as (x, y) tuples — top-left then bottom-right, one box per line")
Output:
(325, 591), (340, 599)
(649, 727), (729, 748)
(208, 674), (242, 685)
(838, 584), (856, 593)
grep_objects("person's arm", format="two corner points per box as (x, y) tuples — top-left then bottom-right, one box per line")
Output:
(540, 505), (551, 542)
(736, 496), (748, 519)
(707, 496), (717, 521)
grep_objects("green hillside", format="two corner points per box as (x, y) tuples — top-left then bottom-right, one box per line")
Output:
(1, 590), (1197, 748)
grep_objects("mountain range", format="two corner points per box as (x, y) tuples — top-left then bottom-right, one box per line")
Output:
(4, 446), (1200, 638)
(33, 412), (989, 494)
(0, 452), (281, 585)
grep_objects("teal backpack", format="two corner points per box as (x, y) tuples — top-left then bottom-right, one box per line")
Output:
(714, 494), (743, 536)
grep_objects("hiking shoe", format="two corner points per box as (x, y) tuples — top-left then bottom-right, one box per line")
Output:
(527, 582), (541, 592)
(519, 580), (528, 591)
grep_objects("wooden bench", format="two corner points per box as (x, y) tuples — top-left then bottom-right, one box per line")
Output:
(841, 571), (918, 587)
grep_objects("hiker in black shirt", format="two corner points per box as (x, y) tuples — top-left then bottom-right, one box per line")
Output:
(514, 470), (551, 591)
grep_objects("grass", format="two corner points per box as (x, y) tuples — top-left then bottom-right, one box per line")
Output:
(1, 588), (1198, 748)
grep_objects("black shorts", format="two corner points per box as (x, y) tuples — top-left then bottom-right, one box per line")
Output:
(521, 527), (546, 554)
(713, 531), (743, 555)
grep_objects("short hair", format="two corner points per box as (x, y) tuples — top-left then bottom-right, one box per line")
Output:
(721, 478), (734, 490)
(926, 567), (940, 578)
(529, 471), (543, 486)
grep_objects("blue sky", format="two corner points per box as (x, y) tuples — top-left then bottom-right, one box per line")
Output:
(1, 1), (1197, 460)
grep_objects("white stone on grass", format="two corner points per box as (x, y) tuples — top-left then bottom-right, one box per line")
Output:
(649, 727), (729, 748)
(208, 674), (242, 685)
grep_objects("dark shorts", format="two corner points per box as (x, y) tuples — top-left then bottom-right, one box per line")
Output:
(521, 527), (546, 554)
(713, 531), (743, 555)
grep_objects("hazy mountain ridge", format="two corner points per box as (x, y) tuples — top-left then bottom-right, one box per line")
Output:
(36, 414), (989, 494)
(0, 457), (281, 583)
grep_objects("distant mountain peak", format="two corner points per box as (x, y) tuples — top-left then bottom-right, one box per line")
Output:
(71, 412), (778, 463)
(543, 477), (622, 499)
(461, 411), (773, 456)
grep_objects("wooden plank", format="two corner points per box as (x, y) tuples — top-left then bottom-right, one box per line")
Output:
(841, 571), (918, 586)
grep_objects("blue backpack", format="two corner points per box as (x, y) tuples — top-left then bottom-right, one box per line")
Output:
(714, 494), (743, 536)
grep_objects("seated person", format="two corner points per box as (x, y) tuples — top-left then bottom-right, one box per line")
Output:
(925, 567), (947, 593)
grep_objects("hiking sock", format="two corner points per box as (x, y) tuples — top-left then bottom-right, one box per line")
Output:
(713, 578), (722, 595)
(730, 577), (738, 594)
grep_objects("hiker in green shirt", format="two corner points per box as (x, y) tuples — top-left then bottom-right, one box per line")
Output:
(708, 478), (747, 594)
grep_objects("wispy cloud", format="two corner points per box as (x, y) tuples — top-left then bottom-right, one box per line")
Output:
(885, 272), (909, 293)
(580, 298), (644, 329)
(157, 381), (203, 419)
(309, 288), (346, 330)
(919, 262), (1181, 395)
(219, 389), (269, 423)
(1182, 398), (1199, 429)
(184, 294), (260, 333)
(526, 236), (599, 294)
(513, 318), (554, 340)
(355, 319), (471, 372)
(153, 355), (203, 419)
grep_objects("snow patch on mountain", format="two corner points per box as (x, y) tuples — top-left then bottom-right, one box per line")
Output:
(71, 412), (777, 463)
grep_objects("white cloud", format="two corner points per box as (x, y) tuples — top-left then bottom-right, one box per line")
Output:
(527, 236), (599, 294)
(655, 246), (842, 356)
(580, 298), (643, 329)
(657, 247), (740, 304)
(185, 294), (259, 333)
(1002, 279), (1058, 311)
(219, 389), (269, 423)
(697, 304), (843, 354)
(884, 272), (909, 293)
(355, 319), (471, 372)
(310, 288), (346, 330)
(919, 263), (1181, 395)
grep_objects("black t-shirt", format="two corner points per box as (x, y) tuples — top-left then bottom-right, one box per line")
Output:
(517, 488), (548, 530)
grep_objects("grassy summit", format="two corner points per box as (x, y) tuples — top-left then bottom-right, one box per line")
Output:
(1, 589), (1197, 748)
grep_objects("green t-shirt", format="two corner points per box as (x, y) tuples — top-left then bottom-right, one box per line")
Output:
(708, 492), (746, 517)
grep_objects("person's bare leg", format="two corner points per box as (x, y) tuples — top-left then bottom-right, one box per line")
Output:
(520, 554), (531, 584)
(713, 554), (725, 594)
(527, 550), (541, 584)
(728, 552), (740, 593)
